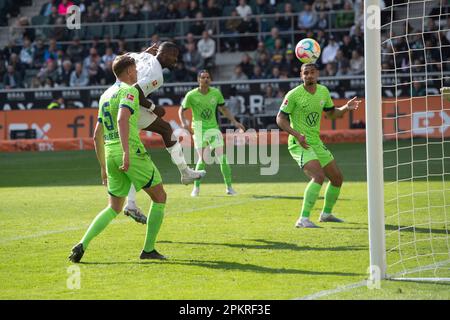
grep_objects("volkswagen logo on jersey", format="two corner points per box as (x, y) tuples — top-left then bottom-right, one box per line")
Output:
(306, 112), (319, 126)
(201, 108), (212, 120)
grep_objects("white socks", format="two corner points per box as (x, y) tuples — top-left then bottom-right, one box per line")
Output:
(127, 184), (137, 208)
(166, 142), (188, 172)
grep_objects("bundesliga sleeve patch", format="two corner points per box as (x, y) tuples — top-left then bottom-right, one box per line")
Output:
(152, 80), (158, 87)
(126, 93), (135, 101)
(283, 99), (289, 105)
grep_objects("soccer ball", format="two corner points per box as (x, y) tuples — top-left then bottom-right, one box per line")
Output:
(295, 38), (321, 63)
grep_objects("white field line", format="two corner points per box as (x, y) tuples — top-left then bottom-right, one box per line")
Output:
(294, 280), (368, 300)
(0, 198), (271, 244)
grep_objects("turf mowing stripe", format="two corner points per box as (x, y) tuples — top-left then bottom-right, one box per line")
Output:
(0, 197), (273, 244)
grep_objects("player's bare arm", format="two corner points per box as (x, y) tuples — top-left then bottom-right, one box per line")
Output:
(145, 43), (158, 56)
(325, 96), (361, 120)
(118, 107), (131, 172)
(134, 84), (165, 117)
(93, 122), (107, 185)
(276, 111), (309, 149)
(179, 107), (194, 134)
(218, 105), (246, 132)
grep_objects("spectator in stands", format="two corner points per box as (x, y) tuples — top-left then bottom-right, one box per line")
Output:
(322, 63), (337, 77)
(66, 38), (85, 63)
(349, 50), (364, 74)
(315, 11), (328, 30)
(256, 52), (272, 77)
(58, 0), (74, 16)
(253, 0), (274, 32)
(275, 3), (296, 31)
(3, 65), (22, 89)
(189, 11), (206, 36)
(336, 61), (351, 76)
(264, 27), (284, 52)
(236, 0), (252, 19)
(40, 0), (58, 16)
(197, 30), (216, 69)
(128, 3), (143, 21)
(102, 47), (116, 66)
(203, 0), (221, 33)
(181, 32), (196, 55)
(184, 0), (198, 18)
(70, 62), (89, 87)
(44, 77), (55, 88)
(103, 60), (116, 85)
(55, 49), (67, 69)
(50, 17), (69, 41)
(334, 49), (349, 72)
(44, 38), (59, 61)
(313, 0), (332, 12)
(84, 5), (101, 23)
(83, 48), (101, 72)
(231, 65), (248, 81)
(19, 37), (34, 68)
(264, 84), (276, 98)
(251, 65), (265, 80)
(37, 58), (58, 84)
(56, 60), (73, 87)
(30, 76), (42, 88)
(239, 53), (254, 78)
(2, 41), (19, 62)
(253, 41), (269, 63)
(87, 61), (106, 85)
(336, 1), (355, 28)
(158, 3), (180, 34)
(117, 38), (129, 54)
(321, 35), (340, 65)
(281, 48), (301, 78)
(48, 6), (59, 24)
(340, 34), (356, 60)
(270, 38), (285, 67)
(297, 3), (318, 30)
(8, 53), (25, 80)
(270, 66), (281, 79)
(183, 42), (203, 79)
(411, 81), (426, 97)
(224, 9), (242, 51)
(173, 61), (194, 82)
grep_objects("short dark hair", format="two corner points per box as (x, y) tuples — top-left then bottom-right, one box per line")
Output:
(197, 69), (211, 78)
(112, 54), (135, 77)
(159, 41), (179, 53)
(301, 63), (318, 71)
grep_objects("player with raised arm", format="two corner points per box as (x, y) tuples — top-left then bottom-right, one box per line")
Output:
(122, 42), (206, 223)
(179, 70), (245, 197)
(276, 63), (360, 228)
(69, 55), (168, 262)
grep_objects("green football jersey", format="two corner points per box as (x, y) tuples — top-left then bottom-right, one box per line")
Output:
(279, 84), (334, 145)
(181, 87), (225, 132)
(97, 82), (145, 156)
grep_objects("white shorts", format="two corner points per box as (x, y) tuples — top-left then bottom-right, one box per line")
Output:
(138, 106), (157, 129)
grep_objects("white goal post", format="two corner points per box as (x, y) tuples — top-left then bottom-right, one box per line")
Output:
(365, 0), (450, 282)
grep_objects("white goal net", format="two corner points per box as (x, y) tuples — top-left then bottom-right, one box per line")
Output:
(380, 0), (450, 281)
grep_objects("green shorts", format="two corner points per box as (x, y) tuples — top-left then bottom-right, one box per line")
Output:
(288, 139), (334, 169)
(106, 152), (162, 197)
(193, 127), (224, 150)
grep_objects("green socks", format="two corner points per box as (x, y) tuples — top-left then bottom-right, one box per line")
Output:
(323, 182), (341, 214)
(300, 181), (322, 218)
(219, 154), (232, 188)
(143, 202), (165, 252)
(81, 207), (118, 250)
(194, 155), (232, 188)
(194, 160), (206, 188)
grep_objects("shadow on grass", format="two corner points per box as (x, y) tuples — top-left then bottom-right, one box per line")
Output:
(385, 224), (448, 235)
(251, 195), (351, 201)
(80, 259), (362, 276)
(158, 239), (367, 252)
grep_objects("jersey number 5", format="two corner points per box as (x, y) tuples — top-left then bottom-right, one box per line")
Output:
(101, 102), (114, 130)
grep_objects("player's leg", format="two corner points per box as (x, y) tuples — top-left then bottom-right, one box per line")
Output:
(214, 145), (235, 195)
(192, 146), (206, 197)
(140, 181), (167, 259)
(69, 155), (130, 262)
(124, 184), (147, 224)
(288, 142), (323, 228)
(320, 159), (344, 223)
(143, 116), (206, 185)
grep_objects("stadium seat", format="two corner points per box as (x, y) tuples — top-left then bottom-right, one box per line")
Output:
(31, 15), (49, 26)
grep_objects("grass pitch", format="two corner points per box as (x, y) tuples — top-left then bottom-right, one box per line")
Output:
(0, 142), (449, 299)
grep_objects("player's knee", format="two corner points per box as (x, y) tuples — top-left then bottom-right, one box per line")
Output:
(313, 173), (326, 184)
(334, 173), (344, 186)
(153, 188), (167, 203)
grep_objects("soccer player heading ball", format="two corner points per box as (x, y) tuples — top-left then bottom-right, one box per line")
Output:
(276, 63), (361, 228)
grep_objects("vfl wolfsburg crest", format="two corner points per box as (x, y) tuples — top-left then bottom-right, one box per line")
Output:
(306, 112), (320, 126)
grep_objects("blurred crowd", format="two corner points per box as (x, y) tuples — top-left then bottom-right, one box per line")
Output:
(0, 0), (449, 89)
